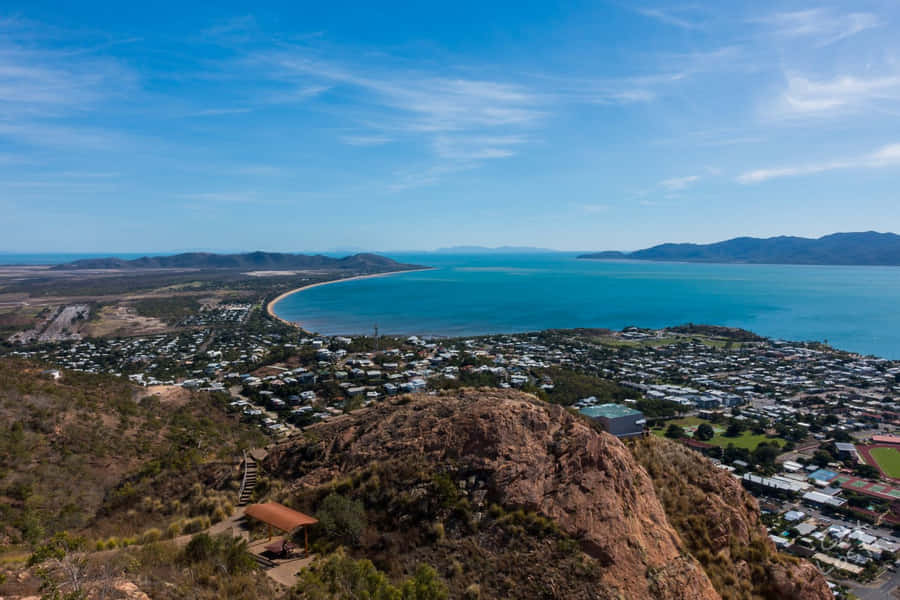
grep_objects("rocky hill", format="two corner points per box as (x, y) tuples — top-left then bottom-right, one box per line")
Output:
(51, 251), (420, 272)
(265, 389), (831, 599)
(632, 436), (832, 600)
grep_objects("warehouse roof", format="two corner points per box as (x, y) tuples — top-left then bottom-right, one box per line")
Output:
(579, 403), (642, 419)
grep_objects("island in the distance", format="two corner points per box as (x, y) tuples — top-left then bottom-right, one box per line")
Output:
(579, 231), (900, 265)
(51, 251), (416, 272)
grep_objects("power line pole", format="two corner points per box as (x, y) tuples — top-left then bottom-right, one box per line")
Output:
(374, 323), (379, 351)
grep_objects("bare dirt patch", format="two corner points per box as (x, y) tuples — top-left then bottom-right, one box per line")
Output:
(141, 384), (193, 407)
(84, 304), (170, 337)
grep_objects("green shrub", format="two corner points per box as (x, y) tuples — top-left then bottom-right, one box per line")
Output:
(212, 506), (228, 523)
(182, 533), (256, 575)
(140, 528), (162, 544)
(182, 516), (210, 534)
(296, 549), (447, 600)
(314, 493), (366, 546)
(166, 520), (183, 539)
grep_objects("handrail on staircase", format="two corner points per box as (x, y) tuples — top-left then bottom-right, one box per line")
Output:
(238, 449), (251, 503)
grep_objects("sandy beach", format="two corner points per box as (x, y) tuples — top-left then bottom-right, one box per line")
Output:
(265, 268), (433, 328)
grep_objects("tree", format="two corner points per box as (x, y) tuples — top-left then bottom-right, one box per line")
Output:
(315, 493), (367, 546)
(295, 550), (447, 600)
(665, 424), (686, 439)
(752, 442), (779, 467)
(181, 533), (256, 575)
(724, 443), (751, 465)
(694, 423), (714, 441)
(401, 564), (448, 600)
(296, 549), (399, 600)
(813, 449), (834, 466)
(854, 463), (881, 480)
(724, 422), (744, 438)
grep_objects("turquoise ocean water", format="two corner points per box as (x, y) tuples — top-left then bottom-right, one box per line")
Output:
(273, 253), (900, 359)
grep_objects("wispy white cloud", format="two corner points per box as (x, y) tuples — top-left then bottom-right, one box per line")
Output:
(340, 135), (393, 146)
(387, 163), (468, 192)
(189, 107), (253, 116)
(737, 143), (900, 183)
(58, 171), (120, 178)
(756, 9), (881, 46)
(234, 165), (285, 176)
(0, 19), (137, 151)
(263, 84), (331, 104)
(201, 15), (258, 40)
(581, 203), (610, 214)
(432, 135), (528, 161)
(775, 73), (900, 117)
(177, 191), (259, 203)
(541, 70), (689, 105)
(239, 48), (545, 189)
(0, 35), (135, 120)
(635, 7), (701, 30)
(253, 50), (543, 132)
(0, 121), (127, 148)
(543, 46), (743, 107)
(660, 174), (700, 190)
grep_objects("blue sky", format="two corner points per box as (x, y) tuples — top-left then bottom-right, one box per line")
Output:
(3, 1), (900, 252)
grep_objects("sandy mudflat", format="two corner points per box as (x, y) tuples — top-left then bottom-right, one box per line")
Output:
(265, 268), (433, 328)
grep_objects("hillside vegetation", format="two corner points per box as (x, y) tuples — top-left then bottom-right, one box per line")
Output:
(0, 359), (266, 548)
(52, 251), (418, 271)
(579, 231), (900, 265)
(632, 436), (831, 600)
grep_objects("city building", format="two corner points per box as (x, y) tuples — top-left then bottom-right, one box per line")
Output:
(579, 403), (646, 438)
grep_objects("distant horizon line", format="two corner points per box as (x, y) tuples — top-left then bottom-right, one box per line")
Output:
(2, 230), (897, 257)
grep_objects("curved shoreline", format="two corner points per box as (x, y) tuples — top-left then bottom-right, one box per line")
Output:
(266, 268), (434, 328)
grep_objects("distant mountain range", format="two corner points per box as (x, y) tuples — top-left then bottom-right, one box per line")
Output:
(433, 245), (558, 254)
(52, 251), (417, 271)
(578, 232), (900, 266)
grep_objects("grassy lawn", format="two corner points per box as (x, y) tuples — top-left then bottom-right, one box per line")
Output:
(652, 417), (784, 450)
(869, 447), (900, 479)
(592, 336), (681, 348)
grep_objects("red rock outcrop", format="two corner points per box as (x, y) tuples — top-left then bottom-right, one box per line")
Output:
(633, 436), (832, 600)
(270, 390), (721, 599)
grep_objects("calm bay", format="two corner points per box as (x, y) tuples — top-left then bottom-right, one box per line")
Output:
(272, 253), (900, 359)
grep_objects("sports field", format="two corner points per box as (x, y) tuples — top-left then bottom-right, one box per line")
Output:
(868, 446), (900, 479)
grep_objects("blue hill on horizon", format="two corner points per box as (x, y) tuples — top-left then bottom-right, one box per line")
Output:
(579, 231), (900, 266)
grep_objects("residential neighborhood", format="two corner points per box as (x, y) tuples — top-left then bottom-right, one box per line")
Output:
(4, 317), (899, 593)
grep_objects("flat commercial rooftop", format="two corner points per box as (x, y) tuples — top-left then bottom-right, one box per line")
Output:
(579, 403), (642, 419)
(808, 469), (838, 483)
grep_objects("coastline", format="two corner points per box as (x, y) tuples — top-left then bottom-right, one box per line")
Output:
(266, 268), (434, 329)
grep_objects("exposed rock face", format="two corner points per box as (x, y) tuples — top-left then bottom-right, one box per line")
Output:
(632, 436), (832, 600)
(768, 562), (834, 600)
(269, 390), (720, 599)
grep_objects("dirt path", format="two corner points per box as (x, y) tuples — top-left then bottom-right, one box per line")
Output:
(170, 506), (249, 548)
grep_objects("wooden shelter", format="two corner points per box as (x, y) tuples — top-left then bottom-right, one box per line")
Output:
(245, 502), (318, 553)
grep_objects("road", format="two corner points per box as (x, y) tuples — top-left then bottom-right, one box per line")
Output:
(842, 568), (899, 600)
